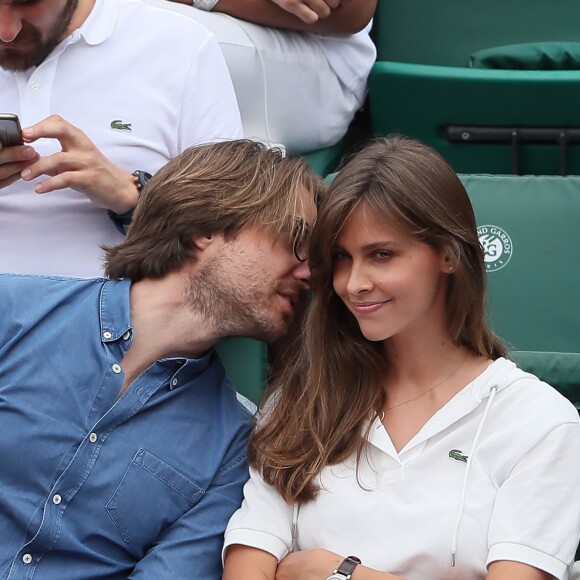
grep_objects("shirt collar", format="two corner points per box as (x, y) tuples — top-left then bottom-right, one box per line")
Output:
(99, 278), (132, 343)
(76, 0), (117, 47)
(98, 278), (218, 388)
(163, 353), (216, 390)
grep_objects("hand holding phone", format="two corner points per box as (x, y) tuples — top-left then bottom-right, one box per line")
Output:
(0, 113), (24, 147)
(0, 113), (39, 190)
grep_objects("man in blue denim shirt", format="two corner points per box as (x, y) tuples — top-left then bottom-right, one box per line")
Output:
(0, 140), (320, 578)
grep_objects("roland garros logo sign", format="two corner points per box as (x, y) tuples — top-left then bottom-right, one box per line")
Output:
(477, 225), (513, 272)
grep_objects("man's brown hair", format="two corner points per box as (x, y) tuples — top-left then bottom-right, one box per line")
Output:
(104, 140), (323, 281)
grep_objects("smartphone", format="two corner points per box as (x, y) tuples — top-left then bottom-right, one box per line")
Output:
(0, 113), (23, 147)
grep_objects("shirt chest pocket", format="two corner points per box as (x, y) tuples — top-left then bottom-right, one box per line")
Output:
(106, 448), (204, 545)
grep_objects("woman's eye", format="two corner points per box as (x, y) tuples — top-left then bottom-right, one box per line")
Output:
(374, 250), (392, 259)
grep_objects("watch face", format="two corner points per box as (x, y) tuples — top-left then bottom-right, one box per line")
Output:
(325, 575), (347, 580)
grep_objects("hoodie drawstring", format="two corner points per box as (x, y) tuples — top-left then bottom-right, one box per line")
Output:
(291, 503), (299, 552)
(450, 385), (498, 567)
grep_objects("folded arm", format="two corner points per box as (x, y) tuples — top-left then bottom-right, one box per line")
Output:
(169, 0), (377, 34)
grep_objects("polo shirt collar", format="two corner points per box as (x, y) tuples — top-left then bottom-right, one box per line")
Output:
(76, 0), (117, 47)
(99, 278), (132, 342)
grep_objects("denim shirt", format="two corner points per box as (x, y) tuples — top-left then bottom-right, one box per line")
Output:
(0, 274), (253, 579)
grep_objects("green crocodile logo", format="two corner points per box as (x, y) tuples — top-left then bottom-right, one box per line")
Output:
(110, 119), (132, 132)
(449, 449), (468, 463)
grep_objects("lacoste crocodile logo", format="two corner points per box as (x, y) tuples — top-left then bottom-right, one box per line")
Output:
(110, 119), (132, 132)
(449, 449), (468, 463)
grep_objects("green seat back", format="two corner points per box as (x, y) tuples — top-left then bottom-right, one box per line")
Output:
(460, 174), (580, 354)
(369, 62), (580, 175)
(302, 138), (349, 177)
(215, 338), (268, 404)
(370, 1), (580, 175)
(373, 0), (580, 66)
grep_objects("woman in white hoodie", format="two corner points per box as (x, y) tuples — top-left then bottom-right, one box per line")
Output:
(222, 136), (580, 580)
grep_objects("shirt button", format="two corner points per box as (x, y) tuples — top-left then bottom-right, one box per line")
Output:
(53, 494), (62, 505)
(112, 364), (122, 374)
(30, 82), (40, 90)
(89, 432), (98, 443)
(171, 378), (178, 387)
(122, 331), (131, 341)
(22, 554), (32, 564)
(102, 331), (112, 340)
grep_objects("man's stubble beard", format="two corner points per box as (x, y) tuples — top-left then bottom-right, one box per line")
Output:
(0, 0), (78, 72)
(185, 254), (290, 344)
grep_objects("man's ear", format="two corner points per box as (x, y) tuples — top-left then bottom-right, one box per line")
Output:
(192, 234), (215, 252)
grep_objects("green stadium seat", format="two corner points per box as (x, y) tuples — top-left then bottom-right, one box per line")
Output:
(302, 137), (350, 178)
(460, 174), (580, 407)
(372, 0), (580, 67)
(215, 337), (268, 405)
(369, 0), (580, 175)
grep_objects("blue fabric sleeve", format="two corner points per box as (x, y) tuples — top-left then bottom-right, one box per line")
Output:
(128, 427), (251, 578)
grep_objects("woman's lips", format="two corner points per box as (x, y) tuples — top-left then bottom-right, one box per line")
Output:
(350, 300), (391, 314)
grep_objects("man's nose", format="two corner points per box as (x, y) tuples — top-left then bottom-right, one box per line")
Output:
(293, 259), (311, 283)
(0, 8), (22, 43)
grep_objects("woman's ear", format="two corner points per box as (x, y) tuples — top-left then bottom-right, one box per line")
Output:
(442, 242), (460, 274)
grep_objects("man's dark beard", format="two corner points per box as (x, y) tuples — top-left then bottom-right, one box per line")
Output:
(0, 0), (78, 71)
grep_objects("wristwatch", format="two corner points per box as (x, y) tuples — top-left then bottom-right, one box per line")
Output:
(108, 169), (152, 233)
(131, 169), (152, 193)
(192, 0), (219, 10)
(325, 556), (361, 580)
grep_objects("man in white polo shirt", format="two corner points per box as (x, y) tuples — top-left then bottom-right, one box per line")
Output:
(0, 0), (242, 278)
(144, 0), (376, 153)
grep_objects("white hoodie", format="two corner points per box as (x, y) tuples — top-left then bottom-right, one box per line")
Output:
(224, 358), (580, 579)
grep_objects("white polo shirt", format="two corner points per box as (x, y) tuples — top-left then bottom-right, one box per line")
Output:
(313, 22), (376, 107)
(224, 358), (580, 579)
(0, 0), (242, 278)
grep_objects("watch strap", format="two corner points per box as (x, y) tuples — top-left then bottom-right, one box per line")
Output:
(108, 170), (152, 234)
(328, 556), (361, 579)
(192, 0), (219, 11)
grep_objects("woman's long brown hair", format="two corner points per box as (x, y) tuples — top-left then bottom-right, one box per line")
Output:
(248, 136), (507, 504)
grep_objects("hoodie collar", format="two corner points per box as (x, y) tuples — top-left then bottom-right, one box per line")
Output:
(368, 357), (515, 457)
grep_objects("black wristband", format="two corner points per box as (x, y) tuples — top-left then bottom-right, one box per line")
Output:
(108, 170), (152, 233)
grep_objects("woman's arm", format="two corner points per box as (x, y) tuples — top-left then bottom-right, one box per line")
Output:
(274, 549), (404, 580)
(223, 545), (278, 580)
(225, 548), (552, 580)
(168, 0), (377, 34)
(486, 561), (551, 580)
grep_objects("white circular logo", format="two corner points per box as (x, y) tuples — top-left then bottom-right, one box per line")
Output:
(477, 225), (513, 272)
